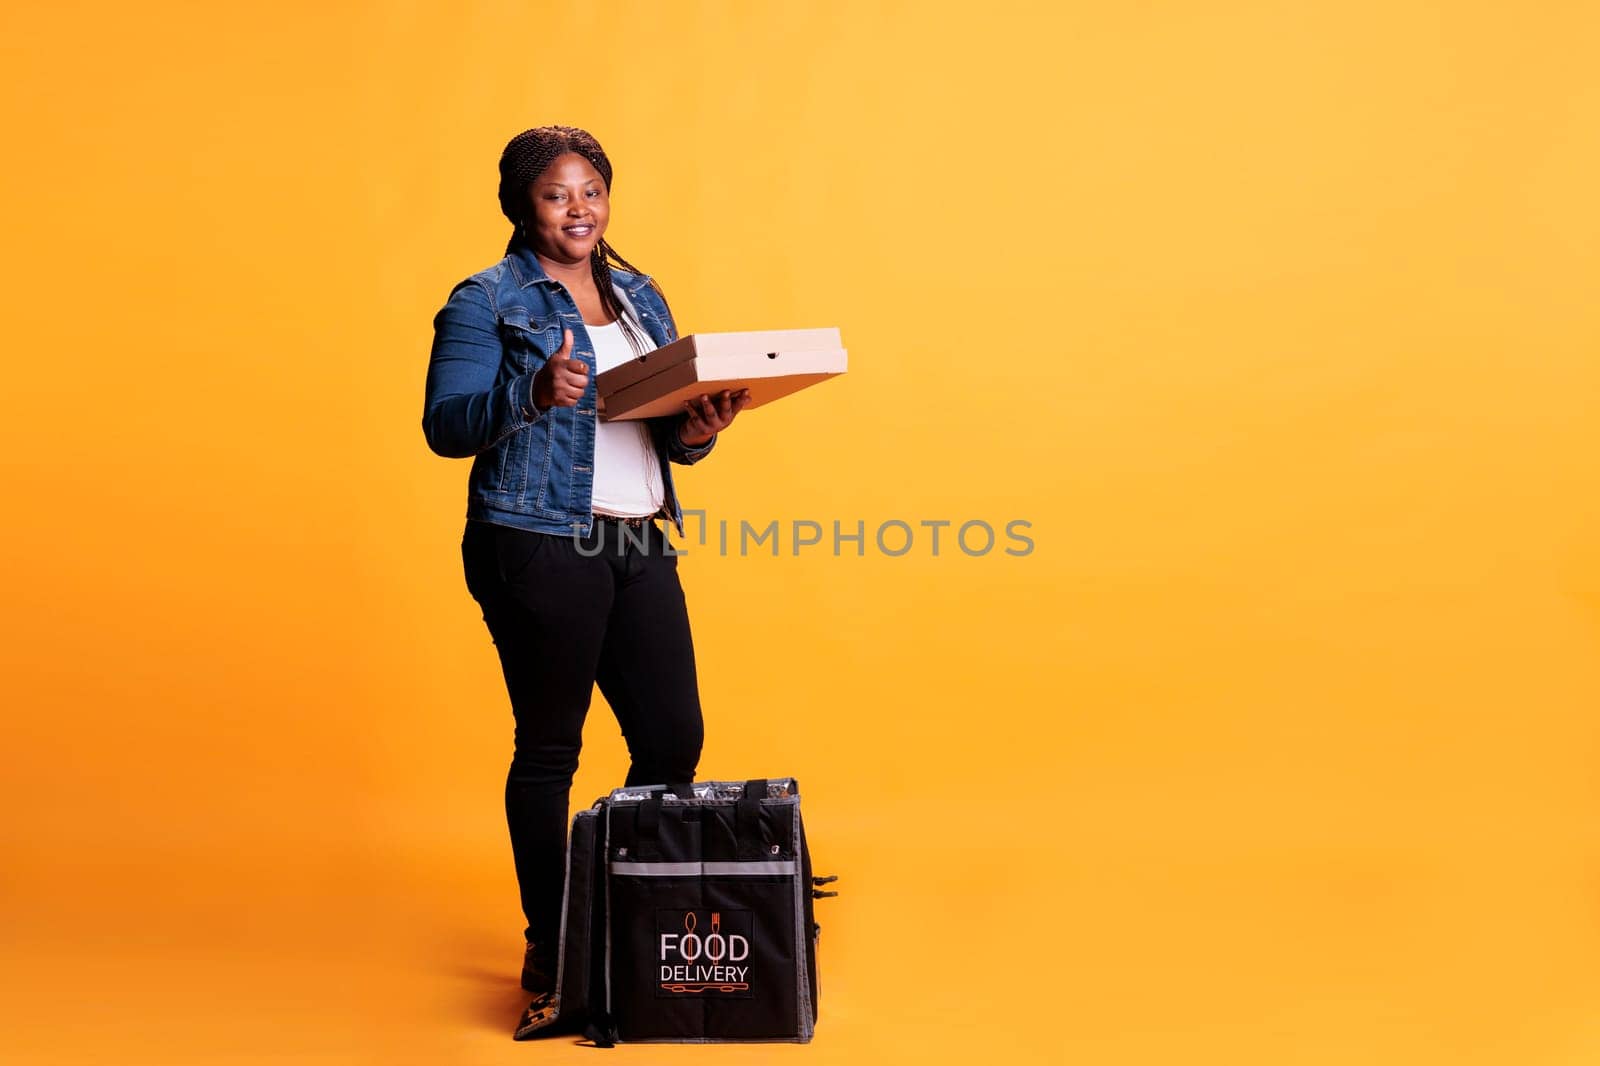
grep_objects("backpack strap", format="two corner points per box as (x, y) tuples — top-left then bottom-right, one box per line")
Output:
(734, 778), (772, 859)
(582, 1009), (619, 1048)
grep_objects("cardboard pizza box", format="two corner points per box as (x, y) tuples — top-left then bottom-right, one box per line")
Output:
(597, 328), (847, 421)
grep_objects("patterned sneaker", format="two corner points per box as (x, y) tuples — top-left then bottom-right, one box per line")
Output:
(512, 990), (562, 1040)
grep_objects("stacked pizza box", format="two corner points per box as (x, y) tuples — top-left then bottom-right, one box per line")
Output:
(596, 327), (847, 420)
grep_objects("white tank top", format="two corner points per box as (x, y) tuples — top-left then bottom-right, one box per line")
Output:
(586, 317), (665, 517)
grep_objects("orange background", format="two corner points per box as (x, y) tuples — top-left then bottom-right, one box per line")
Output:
(4, 2), (1599, 1063)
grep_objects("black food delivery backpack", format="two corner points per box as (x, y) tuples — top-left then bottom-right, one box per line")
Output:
(513, 777), (838, 1045)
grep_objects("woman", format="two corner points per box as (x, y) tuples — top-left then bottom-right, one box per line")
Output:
(421, 125), (751, 1022)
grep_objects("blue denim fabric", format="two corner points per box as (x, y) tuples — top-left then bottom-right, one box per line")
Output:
(422, 242), (716, 537)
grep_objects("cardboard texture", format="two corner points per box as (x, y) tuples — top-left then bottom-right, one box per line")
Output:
(597, 328), (847, 421)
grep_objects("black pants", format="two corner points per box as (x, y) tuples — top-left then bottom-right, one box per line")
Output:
(461, 516), (704, 947)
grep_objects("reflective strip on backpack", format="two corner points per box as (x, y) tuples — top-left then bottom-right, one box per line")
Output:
(611, 860), (797, 877)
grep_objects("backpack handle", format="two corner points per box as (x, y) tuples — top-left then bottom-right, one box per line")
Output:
(634, 778), (773, 859)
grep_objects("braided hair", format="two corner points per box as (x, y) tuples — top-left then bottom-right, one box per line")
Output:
(497, 125), (667, 360)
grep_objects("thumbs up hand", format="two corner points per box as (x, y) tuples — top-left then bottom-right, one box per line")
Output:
(531, 330), (588, 412)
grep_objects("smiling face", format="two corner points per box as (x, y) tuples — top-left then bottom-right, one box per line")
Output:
(524, 151), (610, 264)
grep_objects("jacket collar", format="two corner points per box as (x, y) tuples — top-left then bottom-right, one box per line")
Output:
(506, 240), (651, 294)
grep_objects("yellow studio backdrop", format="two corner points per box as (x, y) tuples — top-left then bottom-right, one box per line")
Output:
(2, 1), (1598, 1063)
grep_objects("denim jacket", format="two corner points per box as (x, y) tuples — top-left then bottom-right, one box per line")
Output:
(422, 242), (716, 537)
